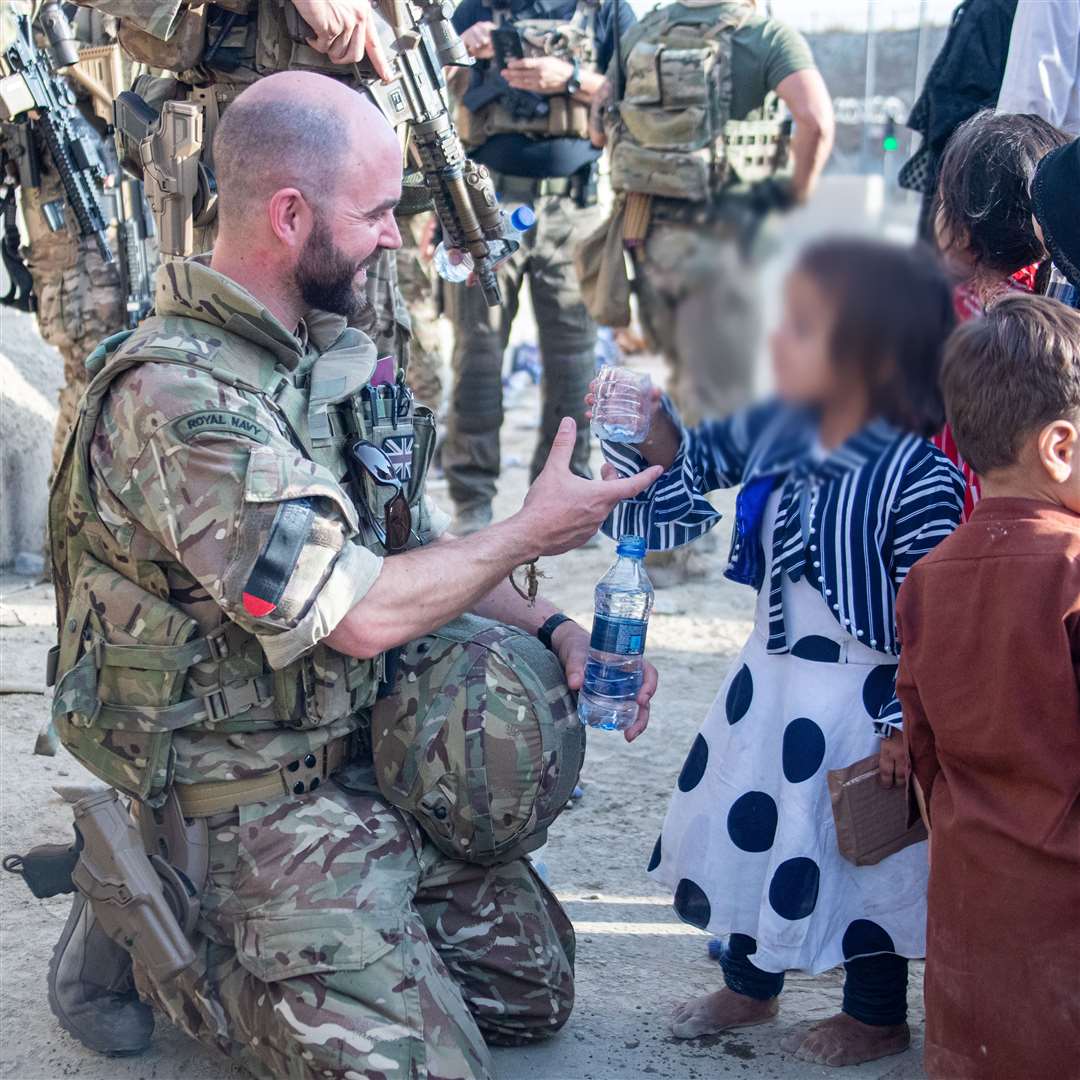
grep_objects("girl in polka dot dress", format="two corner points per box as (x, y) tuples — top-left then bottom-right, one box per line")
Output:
(592, 239), (965, 1067)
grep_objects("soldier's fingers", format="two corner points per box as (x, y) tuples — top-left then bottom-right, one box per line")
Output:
(365, 21), (393, 81)
(607, 464), (663, 501)
(624, 706), (649, 742)
(329, 23), (362, 64)
(540, 417), (577, 474)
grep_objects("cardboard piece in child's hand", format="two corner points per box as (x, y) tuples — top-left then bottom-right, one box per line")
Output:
(828, 754), (928, 866)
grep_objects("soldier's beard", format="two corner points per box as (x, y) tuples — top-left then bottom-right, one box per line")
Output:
(295, 211), (376, 326)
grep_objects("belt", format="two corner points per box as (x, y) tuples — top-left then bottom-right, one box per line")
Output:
(489, 171), (574, 201)
(175, 734), (352, 817)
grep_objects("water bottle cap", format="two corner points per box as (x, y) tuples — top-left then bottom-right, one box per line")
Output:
(510, 206), (537, 232)
(616, 535), (646, 559)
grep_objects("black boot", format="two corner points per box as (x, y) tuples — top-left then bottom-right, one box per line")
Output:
(48, 892), (154, 1055)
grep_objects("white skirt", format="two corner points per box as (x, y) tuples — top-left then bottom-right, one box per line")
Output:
(649, 507), (929, 974)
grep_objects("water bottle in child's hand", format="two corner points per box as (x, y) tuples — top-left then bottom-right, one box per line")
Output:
(591, 364), (652, 444)
(578, 535), (654, 731)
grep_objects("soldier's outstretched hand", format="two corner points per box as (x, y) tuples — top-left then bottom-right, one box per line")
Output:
(520, 418), (662, 556)
(293, 0), (392, 79)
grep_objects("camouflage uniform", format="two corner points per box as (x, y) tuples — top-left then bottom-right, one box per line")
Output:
(47, 257), (574, 1079)
(395, 212), (445, 413)
(0, 4), (128, 472)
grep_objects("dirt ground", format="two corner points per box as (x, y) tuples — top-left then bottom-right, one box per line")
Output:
(0, 343), (930, 1080)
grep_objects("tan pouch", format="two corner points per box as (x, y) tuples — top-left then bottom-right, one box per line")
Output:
(828, 753), (928, 866)
(610, 141), (712, 202)
(118, 5), (208, 71)
(574, 202), (632, 328)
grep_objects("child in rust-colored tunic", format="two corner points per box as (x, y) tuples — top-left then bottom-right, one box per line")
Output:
(896, 294), (1080, 1079)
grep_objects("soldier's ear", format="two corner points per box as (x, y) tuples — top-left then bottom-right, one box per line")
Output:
(267, 187), (313, 249)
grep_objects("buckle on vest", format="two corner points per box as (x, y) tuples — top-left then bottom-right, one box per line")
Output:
(202, 674), (273, 723)
(204, 626), (231, 662)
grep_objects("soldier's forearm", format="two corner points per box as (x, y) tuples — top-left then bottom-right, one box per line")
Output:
(324, 515), (541, 659)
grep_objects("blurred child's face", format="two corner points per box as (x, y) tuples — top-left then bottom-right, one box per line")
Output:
(771, 270), (838, 406)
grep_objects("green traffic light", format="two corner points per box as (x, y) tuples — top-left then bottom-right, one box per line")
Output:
(883, 135), (899, 152)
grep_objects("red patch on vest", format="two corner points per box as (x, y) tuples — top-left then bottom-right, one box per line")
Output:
(242, 592), (277, 618)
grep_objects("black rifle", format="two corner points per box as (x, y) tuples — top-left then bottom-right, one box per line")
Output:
(0, 12), (113, 265)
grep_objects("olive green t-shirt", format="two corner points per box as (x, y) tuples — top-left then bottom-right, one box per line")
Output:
(612, 4), (816, 120)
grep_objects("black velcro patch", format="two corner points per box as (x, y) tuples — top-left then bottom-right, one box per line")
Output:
(242, 499), (315, 618)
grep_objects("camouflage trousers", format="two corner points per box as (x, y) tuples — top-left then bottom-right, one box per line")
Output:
(134, 646), (575, 1080)
(18, 165), (126, 475)
(633, 219), (761, 426)
(443, 193), (602, 512)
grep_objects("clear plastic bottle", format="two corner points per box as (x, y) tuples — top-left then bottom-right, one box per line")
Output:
(578, 535), (654, 731)
(590, 364), (652, 444)
(432, 205), (537, 284)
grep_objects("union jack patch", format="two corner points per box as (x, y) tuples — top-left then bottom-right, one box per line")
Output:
(381, 434), (414, 483)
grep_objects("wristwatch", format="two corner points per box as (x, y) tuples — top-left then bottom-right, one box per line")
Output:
(537, 612), (574, 652)
(565, 58), (582, 96)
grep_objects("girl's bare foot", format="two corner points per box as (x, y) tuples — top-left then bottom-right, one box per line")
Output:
(781, 1013), (910, 1066)
(670, 988), (779, 1039)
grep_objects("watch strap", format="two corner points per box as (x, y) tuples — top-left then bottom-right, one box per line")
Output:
(537, 613), (573, 651)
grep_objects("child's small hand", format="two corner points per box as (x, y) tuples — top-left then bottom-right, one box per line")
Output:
(878, 733), (909, 788)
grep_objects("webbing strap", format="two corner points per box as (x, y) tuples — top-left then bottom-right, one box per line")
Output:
(96, 628), (229, 672)
(94, 673), (273, 732)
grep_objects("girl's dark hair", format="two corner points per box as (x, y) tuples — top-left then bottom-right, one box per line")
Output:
(935, 110), (1071, 275)
(796, 237), (955, 437)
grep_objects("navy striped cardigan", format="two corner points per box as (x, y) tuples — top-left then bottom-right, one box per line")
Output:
(602, 400), (965, 732)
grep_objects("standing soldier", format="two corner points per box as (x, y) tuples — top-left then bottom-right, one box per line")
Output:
(0, 3), (136, 474)
(587, 0), (833, 583)
(445, 0), (636, 535)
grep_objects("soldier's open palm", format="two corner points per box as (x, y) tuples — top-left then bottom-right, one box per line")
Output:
(525, 418), (662, 555)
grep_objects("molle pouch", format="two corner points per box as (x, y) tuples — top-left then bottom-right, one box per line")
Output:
(610, 142), (712, 202)
(117, 5), (209, 71)
(53, 554), (203, 806)
(272, 646), (381, 731)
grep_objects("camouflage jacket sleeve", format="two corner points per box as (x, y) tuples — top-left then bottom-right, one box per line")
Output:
(91, 361), (383, 670)
(71, 0), (184, 39)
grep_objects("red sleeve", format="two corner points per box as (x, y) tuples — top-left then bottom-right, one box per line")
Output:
(896, 579), (940, 823)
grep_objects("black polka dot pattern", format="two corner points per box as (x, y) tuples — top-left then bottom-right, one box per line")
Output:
(727, 791), (779, 852)
(768, 857), (821, 921)
(862, 664), (899, 719)
(791, 635), (842, 663)
(647, 835), (662, 873)
(674, 878), (712, 929)
(842, 919), (895, 959)
(725, 665), (754, 725)
(782, 717), (826, 783)
(677, 735), (709, 792)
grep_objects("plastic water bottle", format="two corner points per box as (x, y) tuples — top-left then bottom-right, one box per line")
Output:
(1047, 263), (1079, 309)
(432, 205), (537, 284)
(590, 364), (652, 444)
(578, 535), (654, 731)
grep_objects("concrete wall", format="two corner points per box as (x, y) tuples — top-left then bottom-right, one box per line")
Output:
(0, 307), (63, 570)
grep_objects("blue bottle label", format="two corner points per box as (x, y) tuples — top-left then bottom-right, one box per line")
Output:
(590, 614), (648, 656)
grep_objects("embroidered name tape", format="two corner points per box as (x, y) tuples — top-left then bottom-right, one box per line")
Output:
(172, 410), (271, 444)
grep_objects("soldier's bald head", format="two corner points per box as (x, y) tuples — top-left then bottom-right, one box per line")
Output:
(213, 71), (399, 228)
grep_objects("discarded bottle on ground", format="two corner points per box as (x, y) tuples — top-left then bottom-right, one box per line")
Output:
(578, 535), (654, 731)
(590, 364), (652, 444)
(432, 205), (537, 284)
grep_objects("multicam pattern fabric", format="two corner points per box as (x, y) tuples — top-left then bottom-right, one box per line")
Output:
(49, 256), (447, 795)
(373, 616), (584, 864)
(396, 212), (445, 412)
(133, 751), (575, 1079)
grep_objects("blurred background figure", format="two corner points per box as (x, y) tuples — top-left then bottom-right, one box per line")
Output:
(442, 0), (636, 535)
(898, 0), (1018, 241)
(996, 0), (1080, 135)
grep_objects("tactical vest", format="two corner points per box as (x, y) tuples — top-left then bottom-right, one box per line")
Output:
(608, 3), (791, 203)
(48, 317), (436, 810)
(457, 0), (599, 149)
